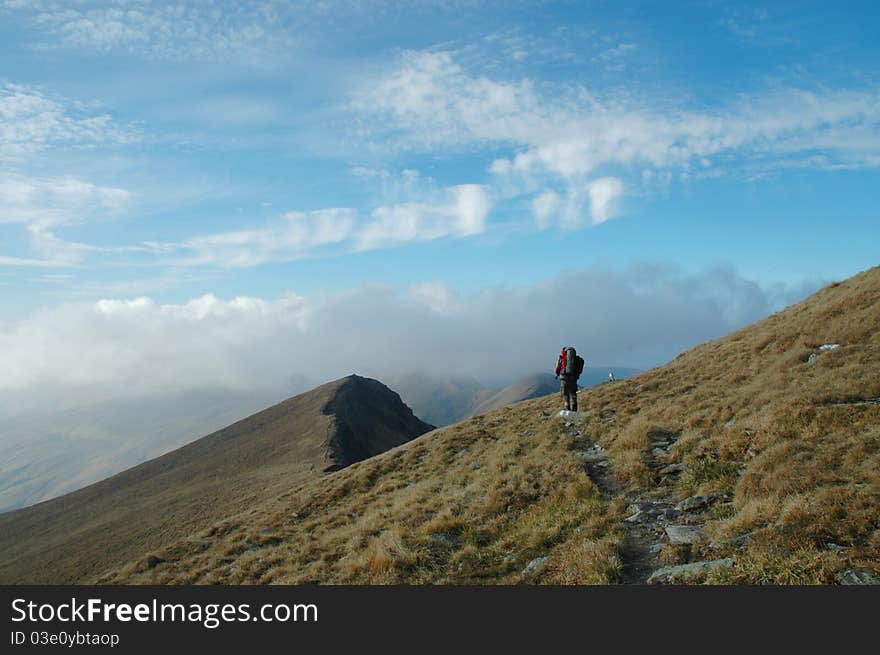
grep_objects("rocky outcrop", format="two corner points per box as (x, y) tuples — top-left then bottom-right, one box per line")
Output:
(322, 375), (434, 471)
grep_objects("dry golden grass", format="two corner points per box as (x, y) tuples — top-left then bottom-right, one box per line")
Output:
(85, 266), (880, 584)
(98, 406), (623, 584)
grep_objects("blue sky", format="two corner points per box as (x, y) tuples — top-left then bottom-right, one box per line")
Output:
(0, 0), (878, 394)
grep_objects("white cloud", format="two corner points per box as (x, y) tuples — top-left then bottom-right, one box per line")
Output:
(162, 186), (493, 266)
(408, 280), (461, 314)
(0, 83), (131, 159)
(0, 264), (821, 399)
(530, 177), (624, 229)
(0, 173), (130, 226)
(588, 177), (624, 224)
(532, 189), (560, 230)
(0, 255), (71, 268)
(7, 1), (294, 64)
(358, 51), (880, 179)
(0, 173), (132, 264)
(1, 173), (493, 270)
(176, 208), (357, 267)
(355, 184), (492, 250)
(353, 50), (549, 150)
(145, 183), (492, 266)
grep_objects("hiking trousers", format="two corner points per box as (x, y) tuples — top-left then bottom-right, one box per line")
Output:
(560, 376), (578, 411)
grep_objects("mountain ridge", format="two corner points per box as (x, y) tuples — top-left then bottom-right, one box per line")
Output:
(0, 374), (432, 584)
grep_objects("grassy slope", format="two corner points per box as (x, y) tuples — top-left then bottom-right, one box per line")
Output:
(0, 376), (431, 584)
(45, 267), (880, 584)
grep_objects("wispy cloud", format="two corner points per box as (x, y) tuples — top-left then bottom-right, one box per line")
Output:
(356, 184), (492, 250)
(0, 255), (73, 268)
(356, 50), (880, 176)
(5, 0), (295, 64)
(0, 173), (130, 226)
(0, 173), (132, 265)
(174, 208), (358, 267)
(0, 83), (133, 160)
(351, 49), (880, 230)
(148, 184), (493, 267)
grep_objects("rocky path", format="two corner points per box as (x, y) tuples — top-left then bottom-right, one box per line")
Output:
(559, 411), (735, 584)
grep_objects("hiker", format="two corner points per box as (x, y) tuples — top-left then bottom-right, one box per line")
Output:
(554, 346), (585, 411)
(609, 370), (615, 382)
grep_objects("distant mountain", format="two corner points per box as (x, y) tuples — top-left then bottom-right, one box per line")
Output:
(393, 367), (641, 427)
(471, 373), (559, 415)
(0, 375), (432, 584)
(389, 373), (487, 426)
(470, 368), (641, 415)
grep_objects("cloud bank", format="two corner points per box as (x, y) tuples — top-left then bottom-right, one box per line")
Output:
(0, 264), (822, 408)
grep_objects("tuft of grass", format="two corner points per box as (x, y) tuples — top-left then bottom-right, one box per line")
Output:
(678, 456), (739, 496)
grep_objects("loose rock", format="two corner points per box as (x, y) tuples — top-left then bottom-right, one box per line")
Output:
(675, 493), (721, 512)
(523, 556), (550, 576)
(835, 568), (880, 585)
(647, 558), (734, 584)
(660, 463), (684, 477)
(665, 525), (704, 545)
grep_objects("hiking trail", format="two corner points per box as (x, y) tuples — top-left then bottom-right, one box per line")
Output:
(558, 411), (735, 584)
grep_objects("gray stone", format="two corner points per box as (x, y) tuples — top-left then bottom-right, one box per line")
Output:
(649, 543), (663, 555)
(652, 448), (668, 458)
(660, 463), (684, 476)
(819, 343), (840, 351)
(522, 556), (550, 576)
(675, 493), (721, 512)
(725, 532), (752, 549)
(624, 510), (644, 523)
(665, 525), (704, 545)
(722, 418), (736, 429)
(835, 568), (880, 585)
(647, 558), (734, 584)
(576, 448), (606, 463)
(806, 353), (818, 364)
